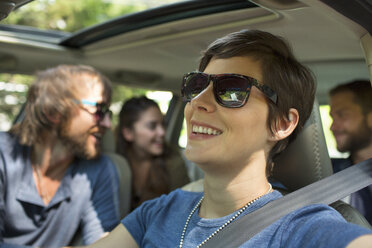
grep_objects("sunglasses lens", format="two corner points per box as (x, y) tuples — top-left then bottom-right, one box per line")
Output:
(181, 72), (254, 108)
(214, 76), (251, 107)
(182, 73), (209, 101)
(95, 104), (110, 120)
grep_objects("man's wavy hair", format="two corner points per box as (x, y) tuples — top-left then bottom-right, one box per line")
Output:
(198, 30), (316, 176)
(10, 64), (112, 146)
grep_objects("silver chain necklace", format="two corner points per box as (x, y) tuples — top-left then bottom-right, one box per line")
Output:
(179, 183), (272, 248)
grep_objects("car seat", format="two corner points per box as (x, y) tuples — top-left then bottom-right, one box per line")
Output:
(101, 128), (132, 219)
(182, 100), (371, 229)
(270, 100), (371, 229)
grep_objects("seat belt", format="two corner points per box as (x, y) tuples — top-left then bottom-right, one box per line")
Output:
(203, 158), (372, 248)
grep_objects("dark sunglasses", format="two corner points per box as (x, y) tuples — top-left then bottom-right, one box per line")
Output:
(181, 71), (277, 108)
(75, 99), (112, 121)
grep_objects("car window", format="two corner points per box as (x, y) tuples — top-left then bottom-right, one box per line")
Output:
(2, 0), (186, 33)
(0, 73), (33, 131)
(147, 91), (173, 114)
(319, 104), (350, 159)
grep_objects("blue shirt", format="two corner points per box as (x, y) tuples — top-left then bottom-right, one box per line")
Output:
(0, 132), (120, 247)
(122, 189), (372, 247)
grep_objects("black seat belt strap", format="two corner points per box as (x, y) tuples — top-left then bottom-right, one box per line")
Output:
(203, 158), (372, 248)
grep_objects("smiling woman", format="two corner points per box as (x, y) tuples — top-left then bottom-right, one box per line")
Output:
(69, 29), (372, 248)
(116, 96), (190, 211)
(1, 0), (372, 247)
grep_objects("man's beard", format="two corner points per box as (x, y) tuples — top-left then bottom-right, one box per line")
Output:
(58, 129), (101, 160)
(337, 118), (372, 153)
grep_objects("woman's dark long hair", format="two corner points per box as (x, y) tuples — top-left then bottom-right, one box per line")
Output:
(116, 96), (170, 209)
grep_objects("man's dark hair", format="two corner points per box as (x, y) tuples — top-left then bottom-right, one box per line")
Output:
(199, 29), (316, 175)
(329, 79), (372, 115)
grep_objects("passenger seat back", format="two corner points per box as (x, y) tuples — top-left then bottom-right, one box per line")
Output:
(101, 128), (132, 219)
(271, 100), (371, 229)
(271, 100), (332, 191)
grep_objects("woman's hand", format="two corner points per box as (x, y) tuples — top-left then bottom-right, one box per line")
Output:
(347, 235), (372, 248)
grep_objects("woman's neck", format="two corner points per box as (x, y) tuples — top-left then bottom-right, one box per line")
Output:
(127, 146), (154, 163)
(127, 150), (153, 195)
(199, 159), (271, 219)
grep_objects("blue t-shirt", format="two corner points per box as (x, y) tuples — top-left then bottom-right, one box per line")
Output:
(122, 189), (372, 247)
(0, 132), (121, 247)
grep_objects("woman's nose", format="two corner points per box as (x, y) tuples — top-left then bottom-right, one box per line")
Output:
(157, 125), (165, 137)
(190, 83), (216, 112)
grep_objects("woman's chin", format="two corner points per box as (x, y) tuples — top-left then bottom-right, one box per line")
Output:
(150, 148), (164, 156)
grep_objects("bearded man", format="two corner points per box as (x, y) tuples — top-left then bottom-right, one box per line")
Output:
(0, 65), (120, 247)
(329, 79), (372, 225)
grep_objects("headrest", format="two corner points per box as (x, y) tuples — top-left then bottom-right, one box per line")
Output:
(271, 100), (333, 191)
(101, 128), (116, 153)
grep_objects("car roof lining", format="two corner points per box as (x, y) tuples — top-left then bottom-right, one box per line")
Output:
(320, 0), (372, 35)
(78, 3), (368, 94)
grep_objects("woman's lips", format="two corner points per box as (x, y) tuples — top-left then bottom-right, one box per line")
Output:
(189, 122), (222, 139)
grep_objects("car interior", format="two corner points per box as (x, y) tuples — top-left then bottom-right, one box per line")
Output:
(1, 0), (372, 244)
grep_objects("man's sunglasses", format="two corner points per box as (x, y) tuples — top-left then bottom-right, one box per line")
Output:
(181, 72), (277, 108)
(75, 99), (112, 121)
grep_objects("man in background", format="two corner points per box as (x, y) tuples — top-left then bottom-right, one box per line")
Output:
(329, 79), (372, 224)
(0, 65), (120, 247)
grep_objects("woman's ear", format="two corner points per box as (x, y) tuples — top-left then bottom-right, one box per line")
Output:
(122, 127), (134, 142)
(269, 108), (299, 141)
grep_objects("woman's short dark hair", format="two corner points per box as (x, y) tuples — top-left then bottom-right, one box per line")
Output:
(199, 29), (316, 175)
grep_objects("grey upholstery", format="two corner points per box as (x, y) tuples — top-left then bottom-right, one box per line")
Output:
(271, 100), (333, 191)
(101, 128), (132, 219)
(272, 100), (371, 229)
(330, 201), (372, 228)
